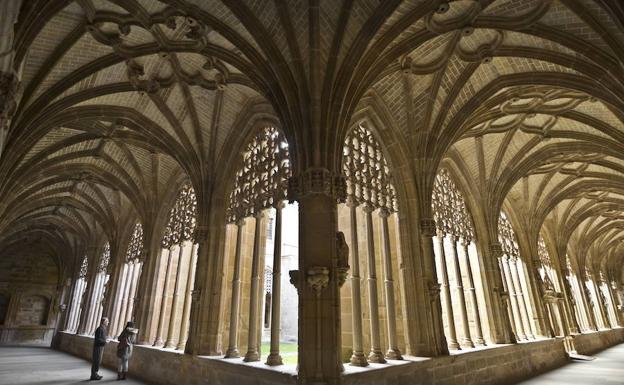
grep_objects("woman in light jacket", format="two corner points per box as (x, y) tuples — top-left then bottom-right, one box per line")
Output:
(116, 321), (137, 380)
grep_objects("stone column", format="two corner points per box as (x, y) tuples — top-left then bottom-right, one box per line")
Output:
(225, 220), (245, 358)
(165, 241), (192, 348)
(363, 204), (386, 362)
(462, 241), (485, 345)
(488, 243), (516, 344)
(420, 219), (449, 355)
(510, 258), (535, 339)
(177, 243), (198, 350)
(346, 198), (367, 366)
(289, 168), (344, 384)
(64, 279), (80, 331)
(592, 280), (610, 329)
(118, 262), (136, 335)
(558, 269), (580, 334)
(85, 273), (102, 334)
(154, 245), (177, 346)
(0, 0), (22, 159)
(135, 246), (165, 345)
(450, 237), (473, 348)
(126, 262), (142, 324)
(580, 283), (598, 331)
(501, 256), (526, 340)
(267, 202), (284, 365)
(437, 231), (459, 350)
(244, 211), (265, 362)
(379, 209), (402, 359)
(111, 264), (129, 337)
(607, 281), (623, 327)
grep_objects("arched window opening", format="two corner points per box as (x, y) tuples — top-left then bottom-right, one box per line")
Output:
(151, 183), (198, 351)
(497, 212), (537, 341)
(432, 168), (487, 350)
(338, 124), (404, 366)
(0, 294), (9, 324)
(536, 235), (566, 337)
(84, 243), (111, 335)
(110, 224), (144, 338)
(223, 126), (298, 366)
(66, 256), (89, 333)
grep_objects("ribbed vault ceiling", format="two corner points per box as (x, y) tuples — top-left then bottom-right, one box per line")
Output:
(1, 0), (623, 282)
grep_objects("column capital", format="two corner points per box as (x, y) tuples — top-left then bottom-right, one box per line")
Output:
(345, 195), (359, 208)
(420, 218), (437, 237)
(378, 207), (391, 218)
(489, 243), (504, 259)
(0, 71), (18, 123)
(193, 225), (209, 243)
(287, 167), (346, 202)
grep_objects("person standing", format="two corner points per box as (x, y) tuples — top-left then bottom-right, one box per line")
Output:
(116, 321), (138, 381)
(91, 317), (109, 380)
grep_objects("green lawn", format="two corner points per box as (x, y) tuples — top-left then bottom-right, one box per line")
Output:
(260, 342), (298, 365)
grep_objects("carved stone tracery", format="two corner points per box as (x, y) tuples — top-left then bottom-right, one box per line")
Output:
(127, 224), (144, 261)
(99, 243), (111, 273)
(432, 168), (475, 242)
(343, 124), (396, 211)
(227, 127), (290, 223)
(162, 184), (198, 248)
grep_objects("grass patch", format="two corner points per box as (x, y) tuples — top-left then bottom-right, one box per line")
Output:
(260, 342), (298, 365)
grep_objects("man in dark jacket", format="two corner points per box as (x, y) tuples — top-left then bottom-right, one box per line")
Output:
(91, 317), (109, 380)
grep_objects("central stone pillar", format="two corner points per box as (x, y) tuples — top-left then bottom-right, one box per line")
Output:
(289, 168), (345, 385)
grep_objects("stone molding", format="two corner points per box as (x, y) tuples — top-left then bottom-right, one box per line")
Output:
(287, 167), (346, 202)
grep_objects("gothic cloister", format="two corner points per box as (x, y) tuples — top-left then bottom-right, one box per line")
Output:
(1, 1), (624, 384)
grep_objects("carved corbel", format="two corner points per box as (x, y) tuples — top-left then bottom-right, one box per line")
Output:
(306, 267), (330, 296)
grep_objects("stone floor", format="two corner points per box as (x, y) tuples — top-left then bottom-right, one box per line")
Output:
(0, 346), (146, 384)
(0, 344), (623, 385)
(515, 343), (624, 385)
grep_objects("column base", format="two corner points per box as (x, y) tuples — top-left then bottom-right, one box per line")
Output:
(385, 349), (403, 360)
(474, 337), (486, 346)
(266, 353), (283, 366)
(176, 340), (187, 350)
(368, 350), (386, 363)
(350, 352), (368, 366)
(448, 340), (460, 350)
(153, 338), (164, 347)
(460, 339), (475, 349)
(243, 350), (260, 362)
(224, 348), (240, 358)
(164, 340), (178, 349)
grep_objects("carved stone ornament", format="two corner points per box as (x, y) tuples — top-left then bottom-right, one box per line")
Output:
(428, 281), (441, 302)
(0, 71), (18, 123)
(289, 270), (300, 291)
(288, 168), (346, 203)
(420, 218), (437, 237)
(306, 266), (330, 294)
(489, 243), (504, 259)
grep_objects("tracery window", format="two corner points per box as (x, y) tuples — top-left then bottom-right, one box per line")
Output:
(338, 123), (404, 365)
(497, 212), (536, 341)
(151, 184), (198, 351)
(110, 224), (144, 338)
(85, 243), (111, 335)
(66, 256), (89, 333)
(223, 126), (297, 366)
(431, 168), (485, 350)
